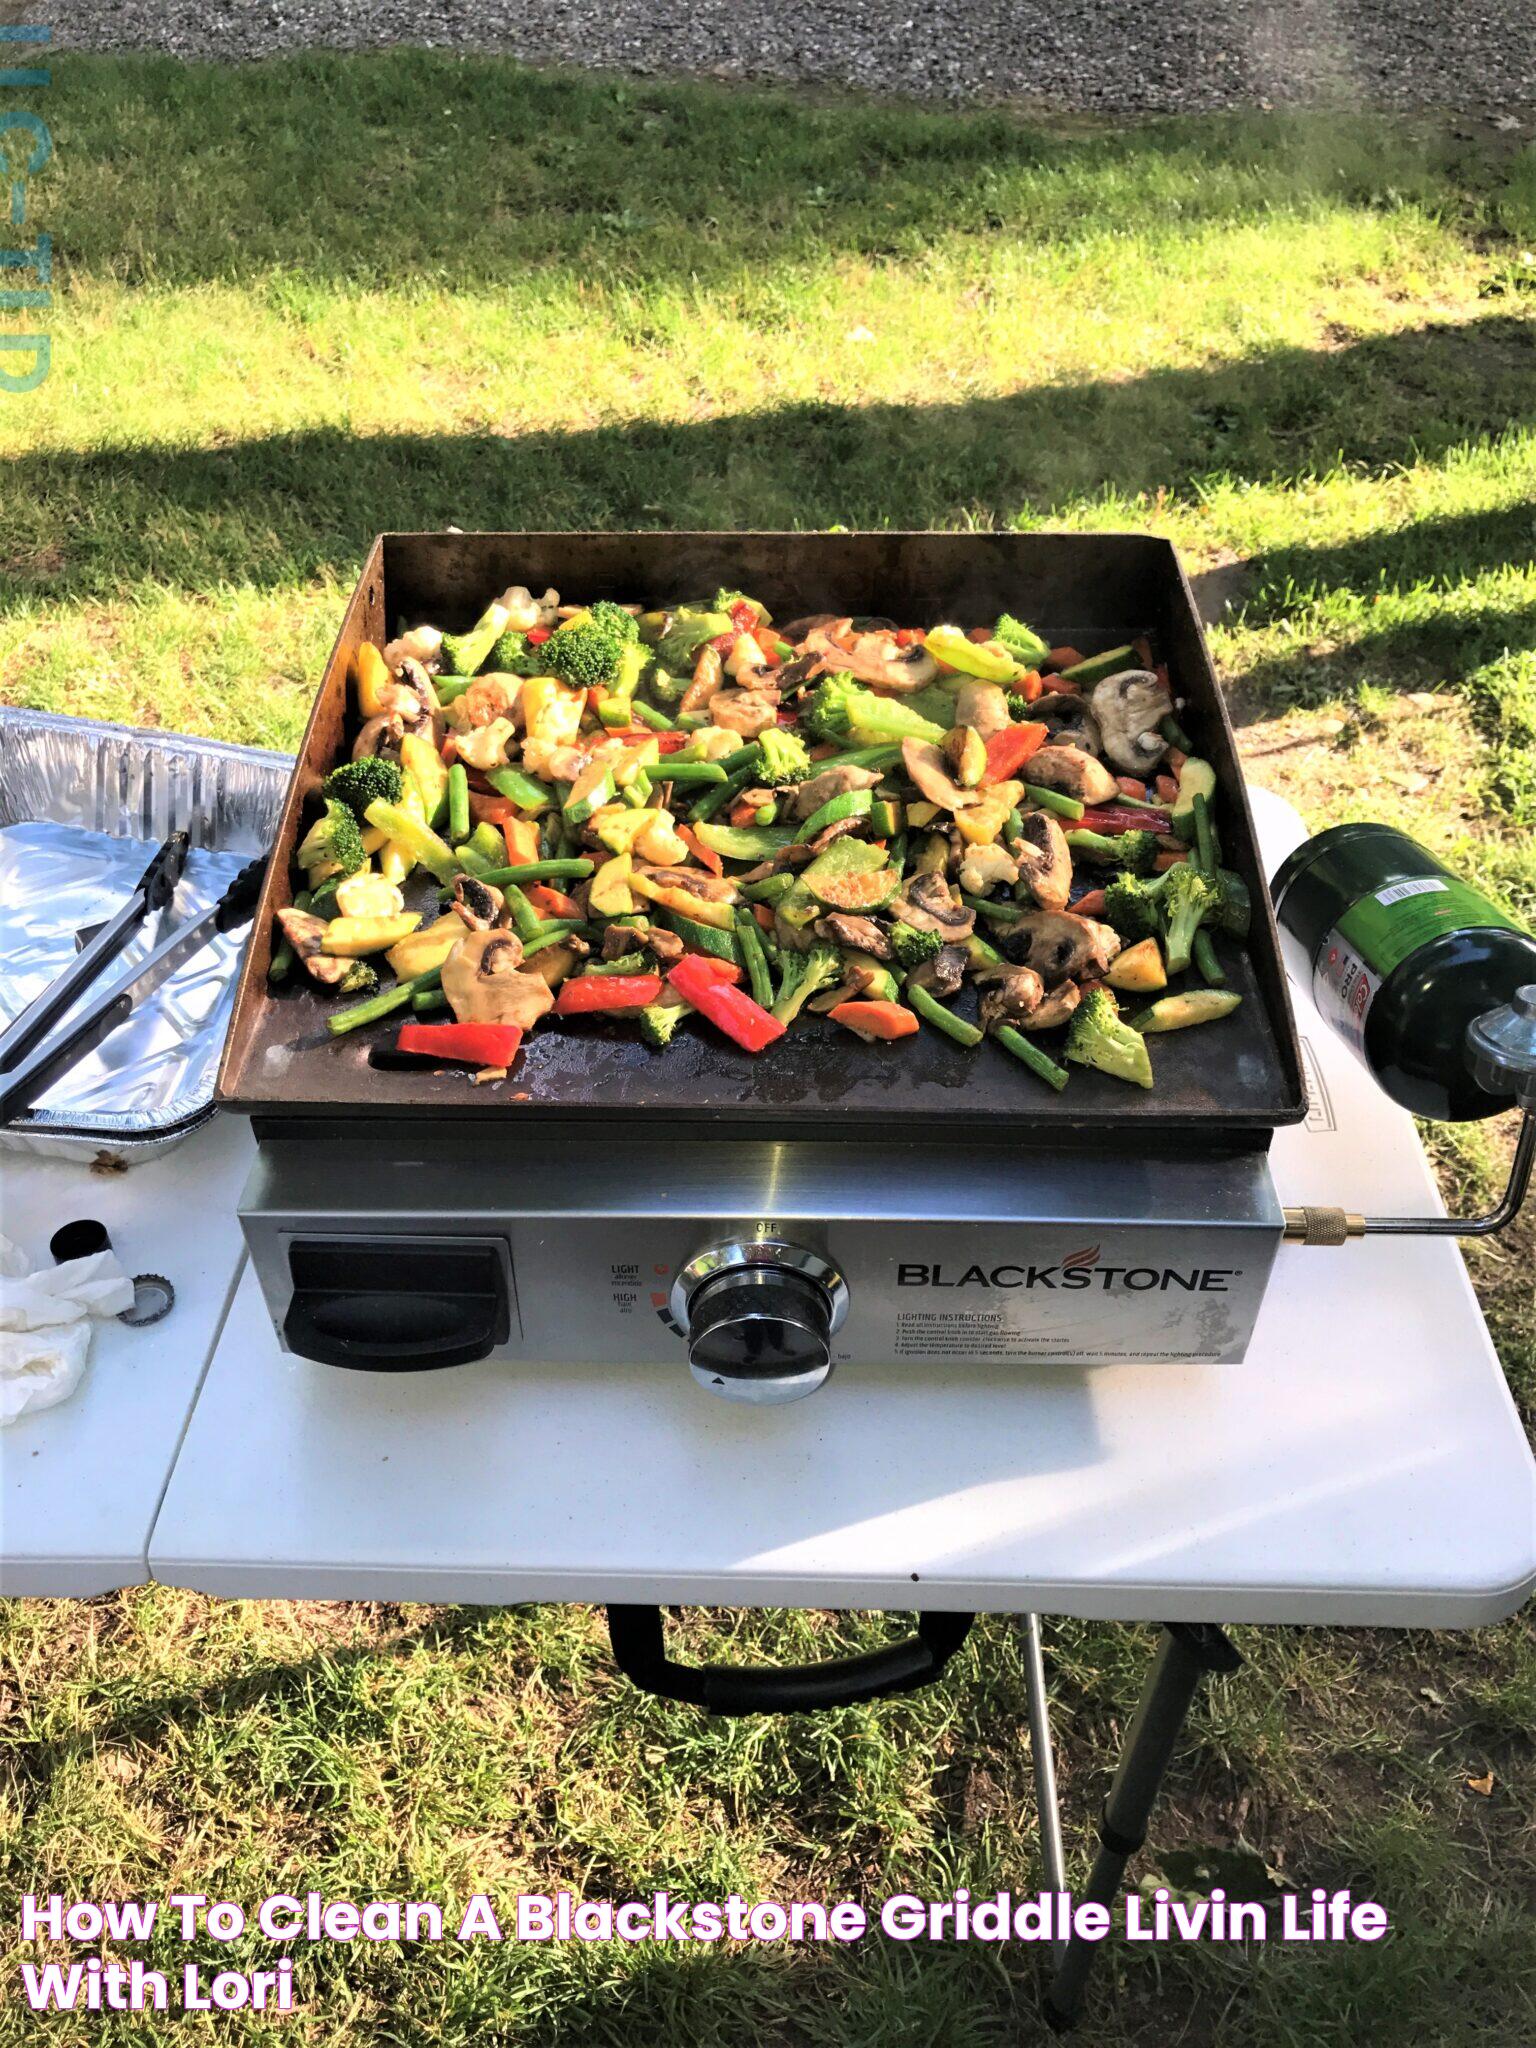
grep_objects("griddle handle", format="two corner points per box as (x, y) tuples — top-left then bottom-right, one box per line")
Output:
(606, 1606), (973, 1717)
(282, 1238), (510, 1371)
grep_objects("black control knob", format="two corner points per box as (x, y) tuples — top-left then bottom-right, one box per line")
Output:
(686, 1264), (834, 1404)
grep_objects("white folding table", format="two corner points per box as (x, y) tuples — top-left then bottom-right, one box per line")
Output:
(5, 789), (1534, 2027)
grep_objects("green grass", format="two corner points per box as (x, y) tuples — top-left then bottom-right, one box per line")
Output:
(2, 53), (1534, 2047)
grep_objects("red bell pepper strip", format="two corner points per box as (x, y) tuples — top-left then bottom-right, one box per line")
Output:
(984, 721), (1048, 784)
(678, 824), (724, 876)
(691, 957), (742, 983)
(526, 624), (552, 645)
(667, 956), (784, 1054)
(554, 974), (662, 1015)
(894, 627), (924, 648)
(525, 882), (580, 920)
(395, 1022), (524, 1067)
(729, 600), (759, 635)
(828, 1000), (920, 1041)
(1080, 803), (1174, 836)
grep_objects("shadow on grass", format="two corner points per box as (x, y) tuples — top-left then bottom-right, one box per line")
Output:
(6, 316), (1534, 613)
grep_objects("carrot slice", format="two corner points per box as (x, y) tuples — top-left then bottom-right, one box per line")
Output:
(828, 999), (921, 1042)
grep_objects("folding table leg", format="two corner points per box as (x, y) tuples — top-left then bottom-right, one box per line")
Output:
(1041, 1621), (1242, 2032)
(1019, 1614), (1067, 1960)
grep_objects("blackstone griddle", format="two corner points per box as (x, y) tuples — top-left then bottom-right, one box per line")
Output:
(221, 531), (1309, 1399)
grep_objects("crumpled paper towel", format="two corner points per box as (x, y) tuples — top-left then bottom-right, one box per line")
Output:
(0, 1231), (134, 1425)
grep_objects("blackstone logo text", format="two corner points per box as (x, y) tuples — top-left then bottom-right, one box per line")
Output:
(896, 1262), (1240, 1293)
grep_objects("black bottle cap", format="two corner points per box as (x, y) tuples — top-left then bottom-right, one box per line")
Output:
(49, 1218), (111, 1264)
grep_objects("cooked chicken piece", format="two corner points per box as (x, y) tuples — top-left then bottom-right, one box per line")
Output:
(901, 737), (978, 812)
(1001, 909), (1121, 983)
(889, 870), (975, 940)
(441, 930), (553, 1032)
(1010, 810), (1073, 911)
(790, 765), (883, 819)
(909, 943), (968, 998)
(1023, 744), (1118, 805)
(813, 913), (892, 958)
(708, 689), (781, 736)
(954, 680), (1012, 739)
(450, 875), (505, 931)
(456, 674), (521, 728)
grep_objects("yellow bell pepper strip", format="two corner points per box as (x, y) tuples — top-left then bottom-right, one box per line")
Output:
(362, 799), (460, 885)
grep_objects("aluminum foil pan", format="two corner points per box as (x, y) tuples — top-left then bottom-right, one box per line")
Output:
(0, 710), (291, 1161)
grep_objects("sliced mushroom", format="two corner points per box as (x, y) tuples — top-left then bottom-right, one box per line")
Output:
(1000, 909), (1122, 983)
(601, 920), (684, 965)
(978, 967), (1046, 1031)
(1023, 745), (1118, 806)
(958, 841), (1019, 897)
(276, 908), (355, 988)
(1030, 981), (1083, 1029)
(803, 625), (939, 693)
(790, 765), (883, 820)
(394, 655), (441, 715)
(1010, 811), (1073, 911)
(889, 870), (975, 941)
(901, 737), (979, 812)
(780, 612), (842, 642)
(1090, 670), (1170, 775)
(808, 961), (886, 1012)
(954, 680), (1012, 739)
(813, 913), (892, 958)
(943, 725), (987, 788)
(352, 713), (404, 760)
(807, 815), (867, 856)
(909, 942), (968, 998)
(1033, 692), (1104, 755)
(441, 930), (553, 1032)
(451, 875), (505, 931)
(709, 688), (781, 737)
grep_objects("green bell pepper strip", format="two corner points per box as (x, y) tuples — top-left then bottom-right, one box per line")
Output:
(1022, 784), (1085, 823)
(327, 967), (442, 1037)
(993, 1024), (1070, 1091)
(688, 767), (758, 825)
(1192, 791), (1217, 876)
(739, 871), (798, 905)
(363, 799), (461, 885)
(433, 676), (474, 706)
(797, 787), (872, 841)
(484, 766), (554, 815)
(905, 981), (983, 1047)
(655, 759), (729, 787)
(734, 910), (775, 1010)
(447, 763), (470, 845)
(815, 744), (904, 774)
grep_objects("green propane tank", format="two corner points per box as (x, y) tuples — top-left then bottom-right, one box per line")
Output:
(1272, 824), (1536, 1121)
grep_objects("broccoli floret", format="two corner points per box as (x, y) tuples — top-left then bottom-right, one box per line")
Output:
(1159, 862), (1217, 976)
(1064, 987), (1154, 1089)
(756, 725), (812, 787)
(322, 755), (404, 820)
(1005, 691), (1036, 720)
(333, 960), (379, 997)
(541, 618), (629, 690)
(484, 629), (555, 677)
(1101, 873), (1162, 943)
(586, 600), (641, 646)
(771, 942), (842, 1025)
(644, 667), (688, 708)
(1065, 827), (1161, 876)
(887, 920), (945, 971)
(296, 797), (367, 878)
(712, 588), (767, 624)
(994, 613), (1050, 666)
(639, 994), (690, 1049)
(802, 676), (946, 748)
(1209, 866), (1252, 939)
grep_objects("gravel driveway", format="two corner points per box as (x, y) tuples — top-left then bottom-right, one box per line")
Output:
(53, 1), (1536, 113)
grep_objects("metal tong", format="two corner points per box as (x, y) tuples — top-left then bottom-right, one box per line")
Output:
(0, 832), (268, 1125)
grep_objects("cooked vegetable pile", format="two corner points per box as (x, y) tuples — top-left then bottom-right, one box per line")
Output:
(269, 585), (1251, 1087)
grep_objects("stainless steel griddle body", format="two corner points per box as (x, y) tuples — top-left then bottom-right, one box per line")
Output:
(239, 1132), (1283, 1388)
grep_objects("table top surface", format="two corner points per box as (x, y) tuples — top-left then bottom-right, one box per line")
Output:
(0, 1114), (254, 1595)
(137, 790), (1535, 1627)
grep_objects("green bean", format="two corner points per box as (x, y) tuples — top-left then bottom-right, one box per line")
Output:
(1022, 783), (1085, 822)
(522, 925), (586, 958)
(1193, 791), (1218, 876)
(815, 744), (904, 774)
(441, 858), (595, 902)
(1192, 928), (1226, 986)
(267, 888), (313, 983)
(327, 968), (441, 1037)
(411, 986), (449, 1014)
(1160, 712), (1194, 752)
(717, 741), (764, 778)
(740, 871), (797, 905)
(906, 980), (983, 1047)
(656, 760), (729, 786)
(1004, 806), (1025, 844)
(446, 762), (470, 845)
(502, 884), (543, 941)
(735, 910), (775, 1010)
(688, 767), (756, 824)
(993, 1023), (1070, 1091)
(962, 891), (1025, 924)
(628, 700), (676, 731)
